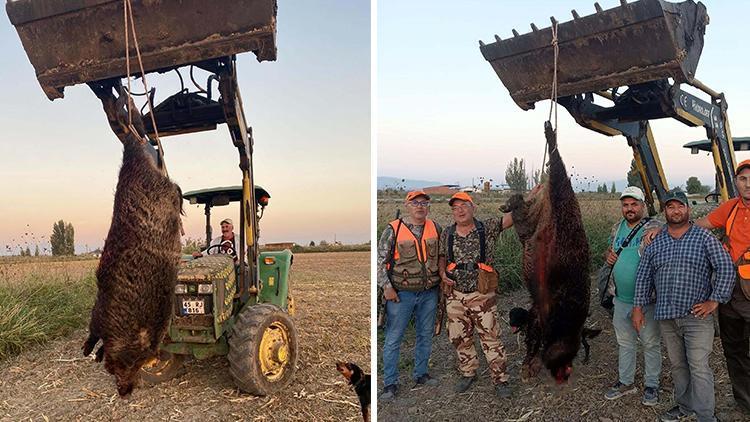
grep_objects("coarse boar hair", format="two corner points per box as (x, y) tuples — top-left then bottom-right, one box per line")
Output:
(82, 95), (183, 397)
(504, 121), (590, 384)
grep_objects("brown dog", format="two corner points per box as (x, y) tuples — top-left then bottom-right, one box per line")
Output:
(336, 362), (370, 422)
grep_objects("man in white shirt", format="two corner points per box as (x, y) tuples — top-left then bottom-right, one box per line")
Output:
(192, 218), (237, 259)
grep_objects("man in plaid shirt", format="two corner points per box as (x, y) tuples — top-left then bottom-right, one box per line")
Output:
(632, 189), (735, 422)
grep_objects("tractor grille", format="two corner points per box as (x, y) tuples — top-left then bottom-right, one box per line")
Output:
(173, 314), (213, 327)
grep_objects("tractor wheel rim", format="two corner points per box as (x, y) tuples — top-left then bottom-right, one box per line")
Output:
(258, 321), (290, 382)
(142, 355), (171, 374)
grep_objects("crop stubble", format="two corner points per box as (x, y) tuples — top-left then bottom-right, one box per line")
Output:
(0, 251), (370, 421)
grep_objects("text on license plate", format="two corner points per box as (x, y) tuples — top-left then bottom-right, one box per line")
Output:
(182, 300), (205, 315)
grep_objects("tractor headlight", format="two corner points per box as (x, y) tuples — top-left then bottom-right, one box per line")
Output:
(175, 284), (187, 294)
(263, 256), (276, 265)
(198, 284), (213, 294)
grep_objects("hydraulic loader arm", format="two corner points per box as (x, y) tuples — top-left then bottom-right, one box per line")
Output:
(558, 95), (668, 215)
(558, 79), (738, 210)
(669, 86), (738, 201)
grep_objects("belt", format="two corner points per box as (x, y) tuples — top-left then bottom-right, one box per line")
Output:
(451, 263), (479, 271)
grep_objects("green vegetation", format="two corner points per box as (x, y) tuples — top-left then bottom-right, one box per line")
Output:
(505, 157), (529, 193)
(50, 220), (75, 256)
(0, 269), (96, 361)
(627, 159), (644, 190)
(686, 176), (710, 194)
(181, 237), (204, 254)
(289, 243), (370, 254)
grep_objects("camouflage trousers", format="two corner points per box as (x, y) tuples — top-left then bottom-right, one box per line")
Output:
(446, 290), (508, 384)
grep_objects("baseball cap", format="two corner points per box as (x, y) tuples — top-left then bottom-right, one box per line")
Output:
(449, 192), (474, 206)
(220, 218), (233, 225)
(736, 159), (750, 176)
(405, 190), (430, 201)
(663, 188), (688, 206)
(620, 186), (645, 202)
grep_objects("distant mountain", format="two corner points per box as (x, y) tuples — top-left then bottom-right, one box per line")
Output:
(378, 176), (443, 190)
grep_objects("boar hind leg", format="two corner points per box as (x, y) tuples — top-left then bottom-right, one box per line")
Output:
(521, 309), (543, 380)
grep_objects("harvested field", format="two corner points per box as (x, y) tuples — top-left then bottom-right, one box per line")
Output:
(0, 259), (98, 285)
(0, 251), (370, 421)
(376, 192), (741, 421)
(376, 280), (748, 422)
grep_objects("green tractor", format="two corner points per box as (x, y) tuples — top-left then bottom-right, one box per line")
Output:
(140, 186), (297, 395)
(5, 0), (296, 395)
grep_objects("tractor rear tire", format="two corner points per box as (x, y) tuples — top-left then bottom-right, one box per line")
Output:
(228, 303), (298, 395)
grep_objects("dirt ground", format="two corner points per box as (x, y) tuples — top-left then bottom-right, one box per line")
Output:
(0, 251), (370, 421)
(377, 280), (749, 422)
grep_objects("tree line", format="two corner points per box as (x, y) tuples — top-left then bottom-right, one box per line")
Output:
(12, 220), (75, 256)
(505, 157), (712, 194)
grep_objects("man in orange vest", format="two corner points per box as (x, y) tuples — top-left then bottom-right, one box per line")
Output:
(702, 160), (750, 416)
(377, 190), (442, 402)
(439, 191), (515, 398)
(643, 159), (750, 417)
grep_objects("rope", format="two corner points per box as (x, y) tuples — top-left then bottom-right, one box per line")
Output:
(123, 1), (131, 127)
(541, 20), (559, 173)
(122, 0), (167, 176)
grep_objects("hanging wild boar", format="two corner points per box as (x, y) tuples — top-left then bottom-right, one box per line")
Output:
(82, 94), (183, 396)
(504, 122), (590, 384)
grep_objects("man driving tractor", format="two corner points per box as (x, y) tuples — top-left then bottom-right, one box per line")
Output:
(193, 218), (237, 260)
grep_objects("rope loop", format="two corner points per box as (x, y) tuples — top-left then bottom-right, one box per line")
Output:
(542, 21), (560, 172)
(122, 0), (167, 176)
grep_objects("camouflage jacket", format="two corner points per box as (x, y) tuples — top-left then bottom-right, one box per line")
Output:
(377, 220), (443, 289)
(440, 217), (503, 293)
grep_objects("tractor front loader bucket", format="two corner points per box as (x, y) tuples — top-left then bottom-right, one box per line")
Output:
(6, 0), (277, 100)
(480, 0), (708, 110)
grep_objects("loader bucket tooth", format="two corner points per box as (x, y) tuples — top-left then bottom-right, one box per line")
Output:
(479, 0), (708, 110)
(6, 0), (278, 100)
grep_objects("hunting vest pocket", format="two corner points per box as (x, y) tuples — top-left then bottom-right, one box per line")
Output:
(477, 263), (498, 294)
(424, 238), (439, 273)
(736, 252), (750, 300)
(425, 238), (438, 257)
(394, 240), (421, 285)
(396, 240), (419, 263)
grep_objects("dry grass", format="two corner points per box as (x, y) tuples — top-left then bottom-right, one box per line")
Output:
(0, 259), (98, 286)
(0, 251), (370, 421)
(0, 258), (98, 360)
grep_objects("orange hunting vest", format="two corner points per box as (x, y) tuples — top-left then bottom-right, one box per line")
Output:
(725, 204), (750, 281)
(387, 219), (440, 291)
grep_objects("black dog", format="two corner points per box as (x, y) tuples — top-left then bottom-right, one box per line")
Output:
(509, 307), (602, 364)
(336, 362), (370, 422)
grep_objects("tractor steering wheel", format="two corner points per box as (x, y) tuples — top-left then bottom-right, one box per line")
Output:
(204, 240), (236, 258)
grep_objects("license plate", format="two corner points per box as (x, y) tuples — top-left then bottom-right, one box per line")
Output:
(181, 299), (205, 315)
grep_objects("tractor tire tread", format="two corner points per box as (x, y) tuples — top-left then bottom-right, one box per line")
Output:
(227, 303), (297, 396)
